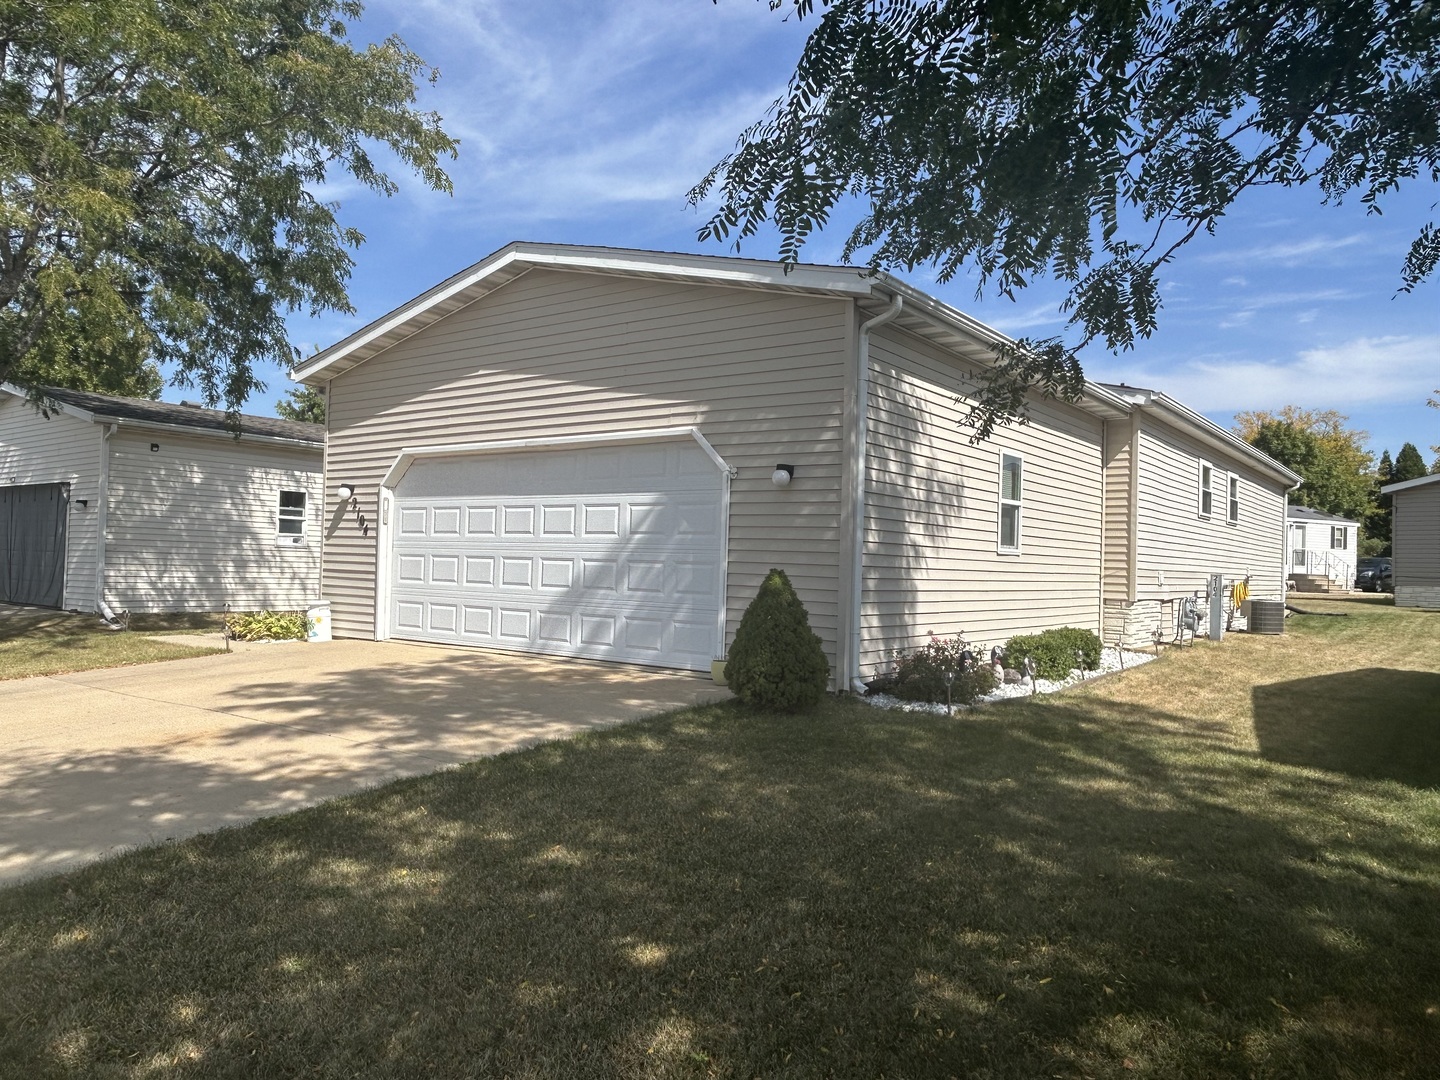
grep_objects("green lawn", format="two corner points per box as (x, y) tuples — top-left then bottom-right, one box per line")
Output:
(0, 610), (222, 680)
(1, 597), (1436, 1078)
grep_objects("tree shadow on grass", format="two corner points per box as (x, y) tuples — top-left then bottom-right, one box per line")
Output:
(2, 687), (1438, 1079)
(1253, 668), (1440, 788)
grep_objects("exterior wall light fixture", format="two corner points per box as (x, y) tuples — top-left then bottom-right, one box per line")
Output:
(772, 464), (795, 487)
(337, 483), (355, 501)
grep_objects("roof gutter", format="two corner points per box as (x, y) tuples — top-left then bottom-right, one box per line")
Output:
(848, 291), (904, 693)
(88, 414), (322, 450)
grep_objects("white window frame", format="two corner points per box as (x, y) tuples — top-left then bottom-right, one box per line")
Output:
(1331, 526), (1347, 550)
(1227, 474), (1240, 525)
(996, 450), (1023, 554)
(276, 489), (308, 544)
(1198, 463), (1214, 519)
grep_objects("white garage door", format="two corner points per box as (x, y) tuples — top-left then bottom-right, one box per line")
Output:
(387, 439), (725, 671)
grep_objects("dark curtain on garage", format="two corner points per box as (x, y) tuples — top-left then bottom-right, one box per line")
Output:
(0, 483), (69, 607)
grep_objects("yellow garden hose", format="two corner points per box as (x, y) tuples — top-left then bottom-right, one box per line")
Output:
(1231, 580), (1250, 609)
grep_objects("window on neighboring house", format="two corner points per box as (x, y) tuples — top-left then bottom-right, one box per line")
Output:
(1198, 464), (1214, 518)
(1331, 526), (1347, 550)
(277, 490), (307, 540)
(998, 452), (1022, 552)
(1227, 476), (1240, 524)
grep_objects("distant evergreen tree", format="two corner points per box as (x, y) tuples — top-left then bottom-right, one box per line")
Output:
(1377, 450), (1394, 484)
(1394, 443), (1428, 482)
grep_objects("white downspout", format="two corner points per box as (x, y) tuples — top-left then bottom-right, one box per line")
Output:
(848, 292), (904, 692)
(94, 423), (117, 615)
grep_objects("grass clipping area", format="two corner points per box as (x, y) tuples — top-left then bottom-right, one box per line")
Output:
(2, 597), (1437, 1078)
(0, 611), (222, 681)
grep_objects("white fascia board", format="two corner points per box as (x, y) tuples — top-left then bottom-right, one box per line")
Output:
(1, 382), (98, 425)
(379, 426), (733, 490)
(1381, 472), (1440, 495)
(292, 242), (879, 385)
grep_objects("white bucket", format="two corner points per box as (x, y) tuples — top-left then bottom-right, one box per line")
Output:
(305, 601), (332, 643)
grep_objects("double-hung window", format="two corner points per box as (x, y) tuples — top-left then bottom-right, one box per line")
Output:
(277, 490), (307, 542)
(998, 452), (1023, 553)
(1198, 464), (1214, 518)
(1227, 476), (1239, 524)
(1331, 526), (1347, 550)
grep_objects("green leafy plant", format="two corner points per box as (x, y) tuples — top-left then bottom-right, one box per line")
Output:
(725, 568), (830, 713)
(1003, 627), (1102, 681)
(873, 634), (997, 705)
(225, 610), (307, 642)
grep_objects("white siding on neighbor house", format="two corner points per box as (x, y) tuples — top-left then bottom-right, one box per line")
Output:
(1392, 483), (1440, 606)
(1285, 518), (1358, 584)
(0, 395), (103, 609)
(103, 429), (322, 611)
(323, 268), (851, 669)
(1132, 420), (1288, 606)
(857, 324), (1105, 676)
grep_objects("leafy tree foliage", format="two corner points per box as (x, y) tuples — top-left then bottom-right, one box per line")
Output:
(1, 0), (456, 412)
(275, 385), (326, 425)
(693, 1), (1440, 435)
(1247, 419), (1373, 522)
(1369, 448), (1395, 545)
(1393, 442), (1428, 482)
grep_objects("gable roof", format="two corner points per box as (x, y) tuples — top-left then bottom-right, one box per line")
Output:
(1095, 383), (1303, 487)
(2, 385), (323, 447)
(1380, 471), (1440, 496)
(289, 241), (1132, 421)
(1286, 504), (1359, 526)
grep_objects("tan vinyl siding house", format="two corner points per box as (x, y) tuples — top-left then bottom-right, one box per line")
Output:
(1096, 385), (1300, 645)
(1381, 473), (1440, 608)
(0, 385), (323, 613)
(859, 326), (1105, 672)
(321, 267), (851, 659)
(295, 243), (1294, 688)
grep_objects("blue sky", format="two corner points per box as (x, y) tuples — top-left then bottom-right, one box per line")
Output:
(211, 0), (1439, 462)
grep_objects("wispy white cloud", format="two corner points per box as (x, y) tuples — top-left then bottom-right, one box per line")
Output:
(358, 0), (798, 225)
(1197, 233), (1370, 266)
(1097, 334), (1440, 414)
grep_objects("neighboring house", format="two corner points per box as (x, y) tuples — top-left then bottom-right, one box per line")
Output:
(291, 242), (1297, 687)
(1284, 505), (1360, 592)
(0, 385), (324, 613)
(1096, 385), (1303, 642)
(1379, 472), (1440, 608)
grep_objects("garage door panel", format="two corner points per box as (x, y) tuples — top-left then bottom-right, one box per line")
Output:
(466, 507), (497, 536)
(389, 441), (723, 670)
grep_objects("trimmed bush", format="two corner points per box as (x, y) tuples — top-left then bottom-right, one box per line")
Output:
(879, 634), (997, 705)
(1003, 626), (1102, 680)
(225, 610), (307, 641)
(725, 568), (830, 712)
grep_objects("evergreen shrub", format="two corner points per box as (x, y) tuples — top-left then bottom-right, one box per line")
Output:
(725, 568), (830, 712)
(1002, 626), (1102, 680)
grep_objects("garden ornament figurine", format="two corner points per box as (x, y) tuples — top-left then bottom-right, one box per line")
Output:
(1024, 655), (1038, 695)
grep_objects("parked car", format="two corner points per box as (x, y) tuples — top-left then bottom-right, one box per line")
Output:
(1355, 558), (1393, 592)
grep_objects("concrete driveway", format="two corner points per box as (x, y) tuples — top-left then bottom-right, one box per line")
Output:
(0, 639), (728, 886)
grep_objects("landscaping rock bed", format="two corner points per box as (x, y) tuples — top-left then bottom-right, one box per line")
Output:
(864, 646), (1158, 713)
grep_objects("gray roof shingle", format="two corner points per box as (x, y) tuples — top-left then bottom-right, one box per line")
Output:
(34, 387), (323, 445)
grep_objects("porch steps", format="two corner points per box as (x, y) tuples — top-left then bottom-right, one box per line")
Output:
(1289, 573), (1346, 594)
